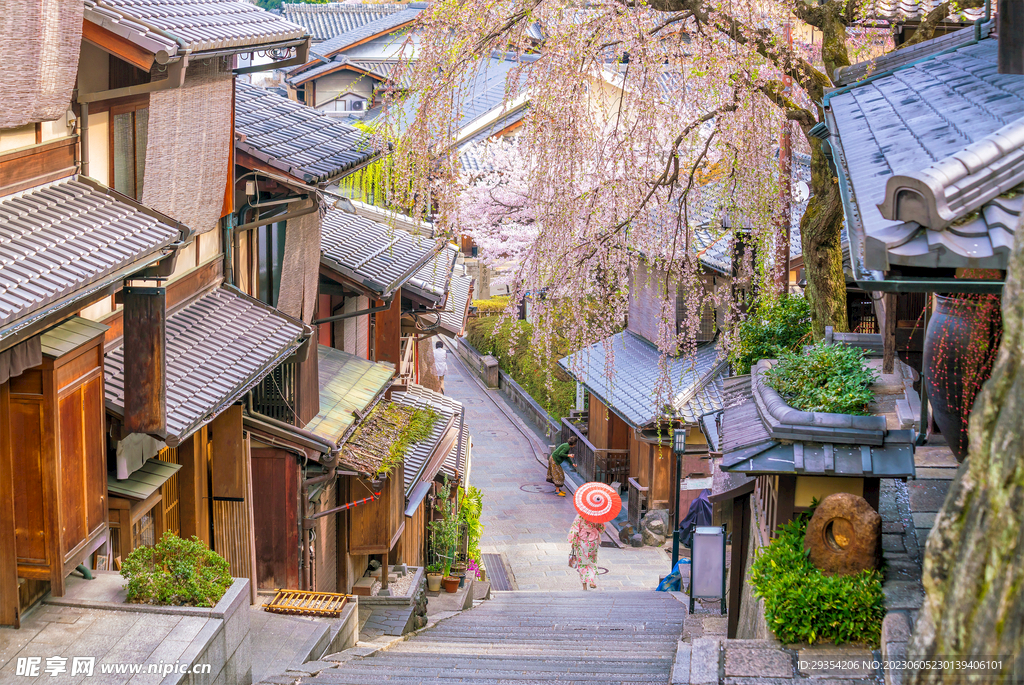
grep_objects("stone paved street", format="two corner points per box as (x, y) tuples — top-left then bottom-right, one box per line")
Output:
(444, 341), (670, 591)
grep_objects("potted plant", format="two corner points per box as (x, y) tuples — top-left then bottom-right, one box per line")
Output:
(425, 563), (443, 592)
(428, 477), (461, 588)
(442, 575), (461, 593)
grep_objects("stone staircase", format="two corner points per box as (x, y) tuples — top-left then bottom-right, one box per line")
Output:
(299, 590), (687, 684)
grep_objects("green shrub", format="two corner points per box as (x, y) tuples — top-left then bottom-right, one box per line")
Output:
(121, 532), (233, 607)
(467, 317), (576, 418)
(730, 295), (812, 374)
(764, 342), (877, 415)
(749, 513), (884, 646)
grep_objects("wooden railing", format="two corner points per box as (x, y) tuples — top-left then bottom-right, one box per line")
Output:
(398, 336), (416, 384)
(559, 417), (630, 485)
(627, 478), (648, 530)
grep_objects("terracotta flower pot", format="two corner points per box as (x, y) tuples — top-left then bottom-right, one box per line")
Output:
(923, 294), (1002, 462)
(442, 576), (460, 593)
(426, 573), (443, 592)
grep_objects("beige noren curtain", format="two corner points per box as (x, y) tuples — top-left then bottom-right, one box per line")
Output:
(0, 0), (83, 129)
(276, 210), (321, 324)
(142, 60), (232, 235)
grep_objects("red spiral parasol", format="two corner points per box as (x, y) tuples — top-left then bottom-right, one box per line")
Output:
(574, 482), (621, 524)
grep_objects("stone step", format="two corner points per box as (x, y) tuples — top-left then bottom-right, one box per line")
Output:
(307, 675), (669, 684)
(359, 656), (671, 671)
(309, 664), (670, 681)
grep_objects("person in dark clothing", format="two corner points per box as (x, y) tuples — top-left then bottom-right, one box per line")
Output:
(547, 436), (577, 497)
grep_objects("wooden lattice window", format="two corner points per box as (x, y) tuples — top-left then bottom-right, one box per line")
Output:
(132, 509), (156, 550)
(160, 446), (181, 538)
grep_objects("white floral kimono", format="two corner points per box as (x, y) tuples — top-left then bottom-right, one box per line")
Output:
(568, 515), (604, 586)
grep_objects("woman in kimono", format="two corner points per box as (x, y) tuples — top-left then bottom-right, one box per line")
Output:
(567, 514), (604, 589)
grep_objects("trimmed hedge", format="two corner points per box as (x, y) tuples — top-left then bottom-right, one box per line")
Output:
(749, 512), (884, 646)
(121, 532), (233, 607)
(467, 317), (575, 419)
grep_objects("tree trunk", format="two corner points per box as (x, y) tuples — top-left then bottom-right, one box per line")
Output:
(908, 216), (1024, 683)
(800, 137), (849, 338)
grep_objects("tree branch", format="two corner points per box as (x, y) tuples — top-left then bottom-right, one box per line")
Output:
(897, 0), (985, 49)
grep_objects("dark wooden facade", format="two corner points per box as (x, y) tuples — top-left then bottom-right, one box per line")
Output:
(348, 467), (405, 555)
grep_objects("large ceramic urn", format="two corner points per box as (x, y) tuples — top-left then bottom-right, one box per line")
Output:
(922, 294), (1002, 462)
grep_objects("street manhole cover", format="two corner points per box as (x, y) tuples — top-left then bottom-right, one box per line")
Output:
(481, 429), (509, 437)
(520, 483), (557, 494)
(597, 567), (609, 575)
(462, 398), (484, 405)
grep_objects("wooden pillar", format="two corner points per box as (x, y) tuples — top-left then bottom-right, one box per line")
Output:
(775, 475), (797, 529)
(373, 292), (402, 369)
(210, 405), (254, 586)
(177, 427), (210, 546)
(0, 383), (19, 628)
(728, 494), (751, 639)
(883, 292), (898, 374)
(998, 0), (1024, 74)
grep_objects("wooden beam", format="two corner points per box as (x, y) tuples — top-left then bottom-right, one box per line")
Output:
(210, 405), (245, 499)
(883, 292), (898, 374)
(0, 383), (20, 628)
(82, 19), (156, 72)
(177, 427), (210, 546)
(373, 294), (402, 369)
(123, 286), (166, 434)
(998, 0), (1024, 74)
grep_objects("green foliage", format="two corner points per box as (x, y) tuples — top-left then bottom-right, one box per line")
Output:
(428, 477), (460, 577)
(472, 296), (512, 314)
(467, 317), (576, 418)
(425, 563), (443, 574)
(730, 295), (812, 374)
(765, 342), (877, 415)
(749, 514), (884, 646)
(459, 486), (484, 562)
(120, 532), (232, 608)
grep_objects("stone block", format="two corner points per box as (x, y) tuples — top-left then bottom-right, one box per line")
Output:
(797, 646), (874, 678)
(724, 646), (793, 678)
(703, 616), (728, 636)
(883, 582), (924, 611)
(690, 638), (721, 685)
(643, 528), (667, 546)
(882, 612), (911, 645)
(671, 641), (691, 685)
(912, 512), (937, 530)
(629, 533), (644, 547)
(353, 578), (375, 597)
(805, 493), (881, 576)
(884, 639), (908, 685)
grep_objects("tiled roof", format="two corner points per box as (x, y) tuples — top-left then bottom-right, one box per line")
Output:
(391, 384), (464, 491)
(459, 107), (528, 148)
(719, 375), (916, 478)
(84, 0), (306, 57)
(282, 3), (411, 42)
(310, 7), (422, 60)
(235, 82), (376, 183)
(306, 345), (394, 449)
(105, 287), (309, 445)
(833, 24), (985, 86)
(320, 208), (446, 297)
(406, 245), (457, 304)
(0, 176), (186, 344)
(826, 36), (1024, 280)
(858, 0), (985, 23)
(558, 331), (727, 427)
(439, 264), (474, 337)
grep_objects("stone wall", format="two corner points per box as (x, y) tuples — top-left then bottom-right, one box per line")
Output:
(498, 371), (560, 442)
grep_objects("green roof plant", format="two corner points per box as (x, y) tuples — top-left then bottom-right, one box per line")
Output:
(749, 511), (884, 646)
(764, 342), (877, 415)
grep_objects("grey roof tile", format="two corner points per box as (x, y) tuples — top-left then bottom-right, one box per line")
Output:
(858, 0), (985, 22)
(834, 24), (986, 86)
(320, 208), (446, 296)
(235, 81), (376, 183)
(391, 384), (464, 490)
(105, 286), (308, 444)
(84, 0), (306, 56)
(827, 35), (1024, 278)
(0, 176), (183, 342)
(558, 330), (726, 427)
(439, 264), (474, 337)
(405, 244), (457, 303)
(281, 3), (411, 42)
(310, 7), (422, 60)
